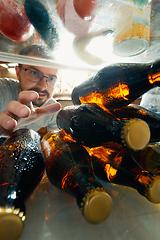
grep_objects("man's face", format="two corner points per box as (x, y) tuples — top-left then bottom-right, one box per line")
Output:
(15, 64), (58, 107)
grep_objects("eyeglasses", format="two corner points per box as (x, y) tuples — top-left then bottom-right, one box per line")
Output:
(20, 66), (57, 88)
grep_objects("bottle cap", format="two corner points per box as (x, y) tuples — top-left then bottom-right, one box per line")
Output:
(122, 119), (150, 150)
(81, 188), (113, 224)
(0, 207), (25, 240)
(147, 177), (160, 204)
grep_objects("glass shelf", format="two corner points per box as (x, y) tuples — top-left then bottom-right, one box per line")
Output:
(19, 173), (160, 240)
(0, 0), (159, 71)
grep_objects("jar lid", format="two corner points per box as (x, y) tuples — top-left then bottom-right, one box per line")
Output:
(0, 207), (25, 240)
(113, 37), (149, 57)
(81, 188), (113, 224)
(122, 118), (150, 150)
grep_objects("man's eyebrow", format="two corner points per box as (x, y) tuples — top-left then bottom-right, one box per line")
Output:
(27, 66), (57, 77)
(50, 74), (58, 78)
(27, 66), (41, 73)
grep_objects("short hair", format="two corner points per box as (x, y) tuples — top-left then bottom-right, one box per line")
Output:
(19, 44), (54, 60)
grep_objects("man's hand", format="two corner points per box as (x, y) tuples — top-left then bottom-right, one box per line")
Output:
(0, 91), (61, 136)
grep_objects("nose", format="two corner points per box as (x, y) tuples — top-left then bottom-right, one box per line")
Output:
(37, 76), (47, 89)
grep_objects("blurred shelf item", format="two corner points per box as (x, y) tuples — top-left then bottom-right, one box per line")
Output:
(0, 0), (160, 70)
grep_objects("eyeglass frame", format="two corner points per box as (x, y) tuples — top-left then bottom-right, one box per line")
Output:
(19, 65), (57, 88)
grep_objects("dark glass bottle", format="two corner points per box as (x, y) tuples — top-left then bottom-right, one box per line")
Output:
(87, 142), (160, 204)
(129, 142), (160, 174)
(41, 129), (113, 224)
(0, 129), (45, 240)
(72, 60), (160, 109)
(56, 103), (150, 150)
(110, 103), (160, 143)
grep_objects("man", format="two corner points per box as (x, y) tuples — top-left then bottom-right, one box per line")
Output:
(0, 44), (61, 144)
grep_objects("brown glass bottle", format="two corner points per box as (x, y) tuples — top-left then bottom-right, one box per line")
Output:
(129, 142), (160, 174)
(41, 129), (113, 224)
(0, 129), (45, 240)
(87, 142), (160, 204)
(110, 103), (160, 143)
(57, 103), (150, 150)
(72, 60), (160, 110)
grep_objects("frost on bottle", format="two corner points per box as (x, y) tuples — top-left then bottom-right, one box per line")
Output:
(110, 103), (160, 143)
(87, 142), (160, 204)
(41, 129), (113, 224)
(72, 60), (160, 110)
(57, 103), (150, 150)
(0, 129), (44, 240)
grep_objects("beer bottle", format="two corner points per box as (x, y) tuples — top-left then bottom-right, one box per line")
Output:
(72, 60), (160, 110)
(87, 142), (160, 204)
(110, 103), (160, 143)
(41, 130), (113, 224)
(129, 142), (160, 174)
(56, 103), (150, 150)
(0, 129), (45, 240)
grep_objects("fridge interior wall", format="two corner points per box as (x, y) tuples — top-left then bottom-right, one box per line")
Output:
(1, 1), (160, 240)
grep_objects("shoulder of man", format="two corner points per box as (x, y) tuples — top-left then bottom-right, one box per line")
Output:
(0, 78), (20, 100)
(0, 77), (19, 86)
(0, 78), (20, 110)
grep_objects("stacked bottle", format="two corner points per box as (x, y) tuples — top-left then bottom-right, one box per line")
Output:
(56, 103), (150, 150)
(52, 60), (160, 208)
(72, 60), (160, 110)
(86, 142), (160, 204)
(109, 104), (160, 143)
(0, 129), (44, 240)
(41, 129), (113, 224)
(129, 142), (160, 174)
(40, 60), (160, 227)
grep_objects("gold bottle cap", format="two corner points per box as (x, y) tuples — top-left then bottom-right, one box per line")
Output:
(0, 207), (25, 240)
(81, 188), (113, 224)
(123, 119), (150, 150)
(147, 177), (160, 204)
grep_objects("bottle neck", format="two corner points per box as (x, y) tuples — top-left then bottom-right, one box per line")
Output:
(76, 181), (104, 209)
(136, 171), (159, 203)
(148, 60), (160, 86)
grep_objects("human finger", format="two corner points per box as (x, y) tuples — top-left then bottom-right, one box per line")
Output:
(0, 111), (17, 131)
(35, 102), (61, 116)
(7, 101), (31, 118)
(14, 102), (61, 130)
(18, 90), (39, 107)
